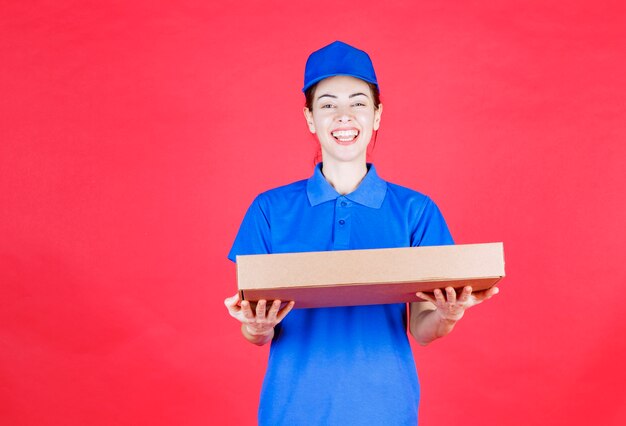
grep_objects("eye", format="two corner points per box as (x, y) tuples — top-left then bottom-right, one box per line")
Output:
(352, 102), (366, 107)
(320, 104), (334, 109)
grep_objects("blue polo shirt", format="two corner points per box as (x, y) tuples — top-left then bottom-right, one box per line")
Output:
(228, 163), (454, 425)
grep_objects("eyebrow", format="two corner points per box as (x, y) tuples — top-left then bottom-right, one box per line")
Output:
(316, 92), (370, 101)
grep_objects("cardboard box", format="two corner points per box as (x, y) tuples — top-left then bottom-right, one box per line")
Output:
(236, 242), (505, 309)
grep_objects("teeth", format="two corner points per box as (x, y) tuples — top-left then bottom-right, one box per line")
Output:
(332, 129), (358, 137)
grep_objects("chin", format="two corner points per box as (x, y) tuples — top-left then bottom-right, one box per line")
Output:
(325, 153), (367, 165)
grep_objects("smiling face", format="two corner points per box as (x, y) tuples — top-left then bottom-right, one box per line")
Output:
(303, 75), (382, 166)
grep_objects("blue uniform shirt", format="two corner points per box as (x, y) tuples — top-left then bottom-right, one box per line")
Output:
(228, 164), (454, 425)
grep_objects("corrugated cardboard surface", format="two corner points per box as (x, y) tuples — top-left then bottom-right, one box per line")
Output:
(237, 242), (505, 309)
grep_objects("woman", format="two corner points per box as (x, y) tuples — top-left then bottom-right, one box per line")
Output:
(224, 40), (499, 425)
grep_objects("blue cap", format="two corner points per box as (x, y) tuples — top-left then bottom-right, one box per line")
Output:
(302, 40), (379, 93)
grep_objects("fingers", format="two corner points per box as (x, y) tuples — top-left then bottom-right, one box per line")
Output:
(416, 288), (454, 305)
(416, 291), (436, 304)
(276, 301), (296, 322)
(417, 285), (498, 324)
(244, 299), (295, 322)
(489, 286), (500, 297)
(226, 294), (295, 336)
(445, 287), (456, 304)
(265, 300), (282, 322)
(256, 300), (267, 318)
(417, 286), (475, 307)
(224, 293), (240, 308)
(434, 288), (446, 305)
(474, 286), (500, 302)
(240, 300), (255, 321)
(238, 299), (294, 333)
(458, 286), (472, 304)
(224, 293), (243, 320)
(264, 300), (296, 323)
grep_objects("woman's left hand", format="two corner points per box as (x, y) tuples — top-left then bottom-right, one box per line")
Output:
(416, 285), (500, 322)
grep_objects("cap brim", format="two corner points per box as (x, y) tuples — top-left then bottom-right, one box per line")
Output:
(302, 73), (379, 93)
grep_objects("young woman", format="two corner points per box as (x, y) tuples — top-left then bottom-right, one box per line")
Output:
(224, 40), (499, 425)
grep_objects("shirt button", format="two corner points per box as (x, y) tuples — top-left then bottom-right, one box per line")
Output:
(341, 201), (347, 207)
(339, 219), (345, 225)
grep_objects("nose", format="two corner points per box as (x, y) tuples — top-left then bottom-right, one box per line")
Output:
(335, 105), (353, 123)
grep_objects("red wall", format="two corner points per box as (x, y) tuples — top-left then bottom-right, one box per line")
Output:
(1, 1), (625, 425)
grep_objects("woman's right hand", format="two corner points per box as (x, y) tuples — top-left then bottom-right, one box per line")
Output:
(224, 293), (295, 345)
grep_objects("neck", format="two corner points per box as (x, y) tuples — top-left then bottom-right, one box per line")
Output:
(320, 160), (368, 195)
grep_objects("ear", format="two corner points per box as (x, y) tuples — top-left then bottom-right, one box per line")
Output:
(373, 103), (383, 131)
(303, 107), (316, 134)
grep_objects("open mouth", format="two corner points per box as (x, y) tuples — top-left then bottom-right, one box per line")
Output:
(331, 129), (359, 144)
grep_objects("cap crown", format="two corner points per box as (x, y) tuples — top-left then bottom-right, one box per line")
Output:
(303, 41), (379, 93)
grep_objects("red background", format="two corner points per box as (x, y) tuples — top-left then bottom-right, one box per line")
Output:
(1, 1), (625, 425)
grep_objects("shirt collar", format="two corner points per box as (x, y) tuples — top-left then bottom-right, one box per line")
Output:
(306, 163), (387, 208)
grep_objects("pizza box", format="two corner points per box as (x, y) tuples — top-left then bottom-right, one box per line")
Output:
(236, 242), (505, 309)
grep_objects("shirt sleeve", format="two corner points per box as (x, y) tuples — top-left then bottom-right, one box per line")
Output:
(410, 197), (455, 247)
(227, 195), (272, 263)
